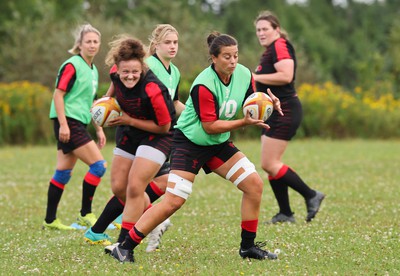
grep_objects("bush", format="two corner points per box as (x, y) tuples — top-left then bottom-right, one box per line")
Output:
(0, 81), (53, 145)
(2, 81), (400, 146)
(297, 82), (400, 138)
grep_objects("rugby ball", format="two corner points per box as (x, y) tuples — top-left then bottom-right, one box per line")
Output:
(243, 92), (273, 121)
(91, 97), (121, 127)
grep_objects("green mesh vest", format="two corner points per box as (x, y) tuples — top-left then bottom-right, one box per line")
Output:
(49, 55), (98, 124)
(146, 55), (180, 100)
(176, 64), (251, 146)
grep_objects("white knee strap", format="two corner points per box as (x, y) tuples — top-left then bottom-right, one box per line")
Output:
(225, 157), (256, 186)
(166, 173), (193, 200)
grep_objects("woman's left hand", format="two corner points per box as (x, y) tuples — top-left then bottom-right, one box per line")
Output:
(96, 128), (106, 149)
(267, 88), (284, 116)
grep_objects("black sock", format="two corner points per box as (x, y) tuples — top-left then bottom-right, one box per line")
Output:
(269, 179), (292, 216)
(118, 228), (130, 243)
(81, 180), (97, 216)
(120, 227), (144, 250)
(91, 196), (124, 233)
(282, 167), (316, 200)
(240, 229), (256, 250)
(45, 183), (64, 223)
(145, 182), (164, 203)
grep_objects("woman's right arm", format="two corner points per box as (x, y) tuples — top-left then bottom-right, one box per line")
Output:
(104, 82), (115, 97)
(53, 88), (70, 142)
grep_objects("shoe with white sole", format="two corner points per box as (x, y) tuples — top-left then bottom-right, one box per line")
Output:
(146, 218), (172, 252)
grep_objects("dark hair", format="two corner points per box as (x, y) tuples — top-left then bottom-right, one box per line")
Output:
(207, 31), (238, 58)
(254, 10), (288, 40)
(105, 34), (146, 69)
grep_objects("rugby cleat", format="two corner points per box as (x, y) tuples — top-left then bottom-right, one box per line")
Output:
(77, 213), (97, 227)
(146, 218), (172, 252)
(104, 242), (120, 255)
(267, 213), (296, 224)
(239, 242), (278, 260)
(306, 191), (325, 222)
(84, 228), (112, 245)
(42, 218), (75, 230)
(110, 245), (134, 263)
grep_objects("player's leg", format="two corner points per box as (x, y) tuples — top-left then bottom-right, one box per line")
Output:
(43, 150), (78, 230)
(261, 136), (295, 223)
(73, 140), (107, 227)
(84, 153), (132, 245)
(111, 170), (194, 262)
(213, 151), (277, 260)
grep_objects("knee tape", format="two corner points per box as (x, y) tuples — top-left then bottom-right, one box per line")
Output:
(89, 160), (107, 177)
(53, 169), (72, 185)
(225, 157), (256, 186)
(166, 173), (193, 200)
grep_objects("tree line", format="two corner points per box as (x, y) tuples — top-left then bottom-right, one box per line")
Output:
(1, 0), (399, 98)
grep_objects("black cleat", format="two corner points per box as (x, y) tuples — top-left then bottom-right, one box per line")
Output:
(239, 242), (278, 260)
(110, 246), (134, 263)
(306, 191), (325, 222)
(267, 213), (296, 224)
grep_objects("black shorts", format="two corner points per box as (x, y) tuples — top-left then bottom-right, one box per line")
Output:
(262, 95), (302, 141)
(170, 130), (240, 174)
(155, 162), (170, 177)
(53, 118), (92, 154)
(116, 126), (173, 158)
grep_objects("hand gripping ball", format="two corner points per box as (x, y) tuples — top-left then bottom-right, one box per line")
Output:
(91, 97), (121, 127)
(243, 92), (273, 121)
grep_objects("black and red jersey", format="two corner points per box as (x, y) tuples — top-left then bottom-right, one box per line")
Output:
(255, 38), (297, 100)
(110, 66), (176, 138)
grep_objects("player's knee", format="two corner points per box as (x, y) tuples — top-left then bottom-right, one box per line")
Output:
(111, 181), (127, 199)
(89, 160), (107, 178)
(166, 173), (193, 200)
(226, 157), (257, 186)
(53, 169), (72, 185)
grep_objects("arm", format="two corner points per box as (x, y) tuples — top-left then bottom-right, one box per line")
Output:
(174, 100), (185, 116)
(53, 89), (70, 143)
(108, 112), (171, 134)
(193, 85), (268, 135)
(104, 82), (115, 97)
(202, 112), (268, 134)
(92, 119), (106, 149)
(253, 59), (294, 86)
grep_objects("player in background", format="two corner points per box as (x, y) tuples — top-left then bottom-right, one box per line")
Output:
(110, 32), (282, 263)
(43, 23), (106, 230)
(253, 10), (325, 224)
(84, 35), (175, 250)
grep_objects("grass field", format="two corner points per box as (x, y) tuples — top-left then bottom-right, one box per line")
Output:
(0, 139), (399, 275)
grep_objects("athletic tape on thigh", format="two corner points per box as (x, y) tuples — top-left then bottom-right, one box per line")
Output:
(113, 147), (135, 160)
(166, 173), (193, 200)
(225, 157), (256, 186)
(136, 145), (166, 165)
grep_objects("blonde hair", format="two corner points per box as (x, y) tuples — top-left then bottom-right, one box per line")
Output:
(254, 10), (288, 40)
(68, 23), (101, 55)
(148, 24), (179, 55)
